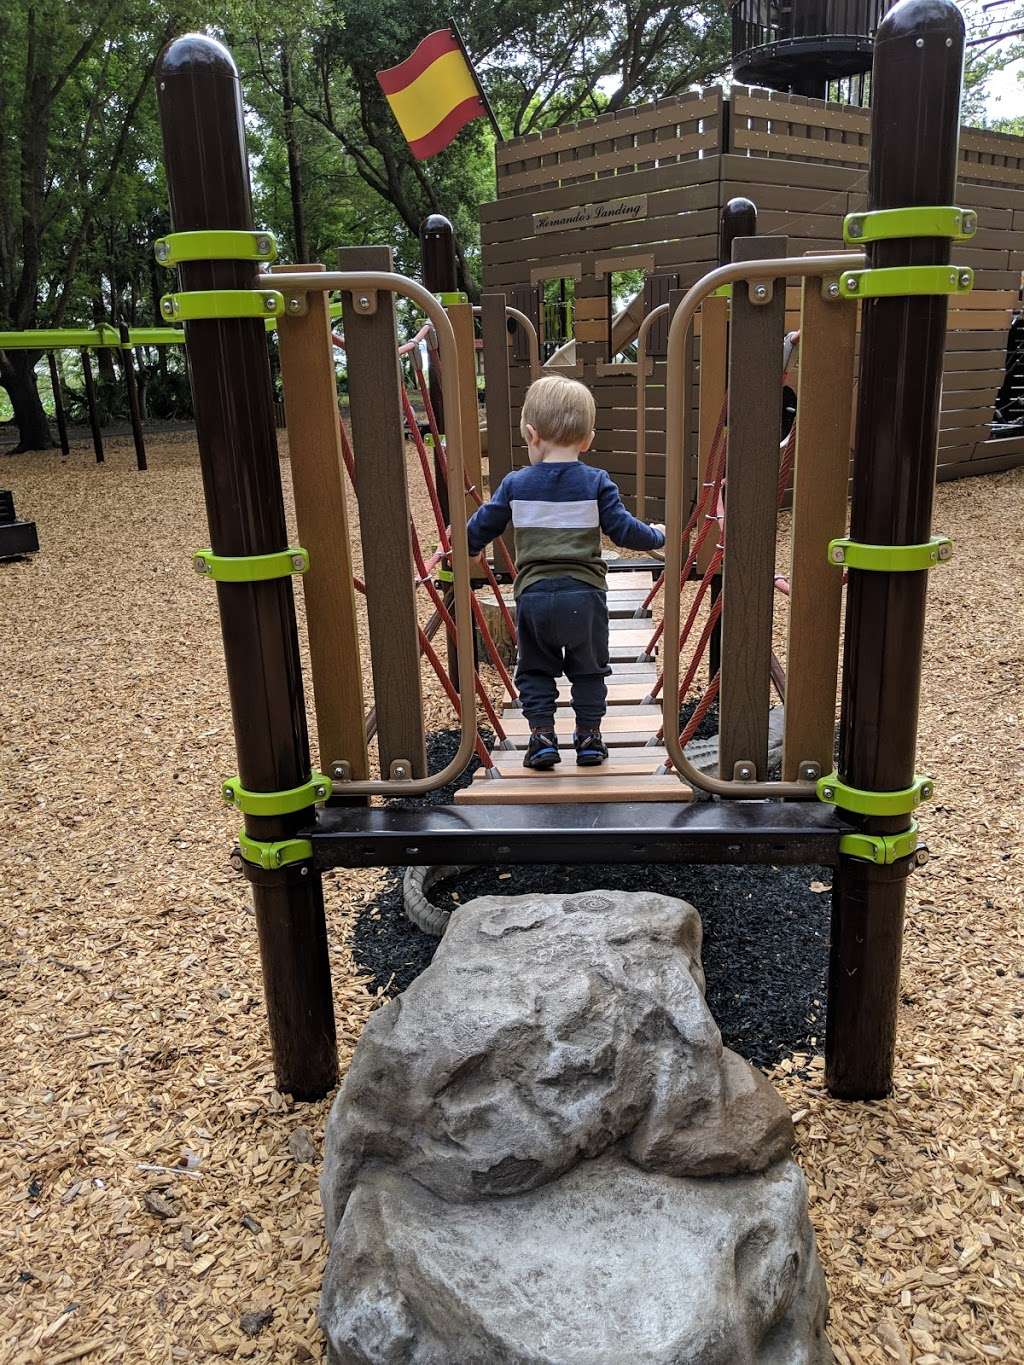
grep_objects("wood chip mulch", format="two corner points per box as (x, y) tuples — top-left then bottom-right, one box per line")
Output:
(1, 435), (1021, 1363)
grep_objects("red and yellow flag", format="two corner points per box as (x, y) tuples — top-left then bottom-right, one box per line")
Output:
(377, 28), (487, 159)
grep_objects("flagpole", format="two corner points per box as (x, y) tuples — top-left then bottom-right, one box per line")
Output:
(447, 16), (503, 144)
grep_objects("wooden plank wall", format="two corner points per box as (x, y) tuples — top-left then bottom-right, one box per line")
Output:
(482, 84), (1024, 512)
(485, 93), (723, 509)
(727, 87), (1024, 482)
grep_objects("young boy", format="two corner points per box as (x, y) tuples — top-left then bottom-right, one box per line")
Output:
(467, 374), (666, 770)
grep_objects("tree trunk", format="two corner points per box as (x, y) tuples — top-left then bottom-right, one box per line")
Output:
(94, 292), (116, 381)
(280, 46), (308, 261)
(0, 351), (54, 452)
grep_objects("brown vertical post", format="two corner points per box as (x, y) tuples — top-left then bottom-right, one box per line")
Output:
(826, 0), (965, 1101)
(719, 234), (787, 781)
(48, 352), (70, 457)
(419, 215), (463, 683)
(339, 244), (427, 780)
(119, 324), (148, 471)
(448, 300), (483, 520)
(481, 291), (514, 573)
(276, 263), (369, 782)
(81, 350), (104, 463)
(419, 214), (458, 520)
(782, 276), (857, 781)
(156, 34), (337, 1099)
(708, 198), (757, 676)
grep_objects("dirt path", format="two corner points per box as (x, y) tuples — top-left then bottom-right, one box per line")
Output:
(1, 437), (1021, 1362)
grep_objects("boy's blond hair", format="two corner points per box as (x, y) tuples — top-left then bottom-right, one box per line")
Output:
(520, 374), (596, 446)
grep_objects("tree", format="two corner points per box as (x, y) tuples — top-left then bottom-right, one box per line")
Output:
(235, 0), (730, 295)
(961, 0), (1024, 123)
(0, 1), (198, 451)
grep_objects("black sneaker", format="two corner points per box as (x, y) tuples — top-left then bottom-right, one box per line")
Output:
(524, 729), (561, 770)
(574, 729), (609, 766)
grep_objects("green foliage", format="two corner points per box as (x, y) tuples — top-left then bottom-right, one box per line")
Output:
(0, 0), (1022, 450)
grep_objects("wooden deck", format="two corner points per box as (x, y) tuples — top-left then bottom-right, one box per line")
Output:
(457, 570), (693, 804)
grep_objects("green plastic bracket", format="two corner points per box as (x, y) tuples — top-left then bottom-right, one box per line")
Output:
(437, 291), (469, 306)
(222, 771), (331, 817)
(711, 283), (733, 299)
(237, 831), (313, 871)
(839, 823), (922, 867)
(817, 773), (934, 816)
(838, 265), (973, 300)
(827, 535), (953, 571)
(843, 206), (977, 245)
(160, 290), (284, 322)
(154, 229), (278, 267)
(192, 546), (309, 582)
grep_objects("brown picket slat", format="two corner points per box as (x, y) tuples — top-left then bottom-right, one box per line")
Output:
(276, 264), (369, 781)
(339, 245), (426, 779)
(782, 278), (858, 781)
(719, 237), (788, 781)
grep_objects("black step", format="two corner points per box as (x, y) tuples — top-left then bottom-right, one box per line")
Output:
(306, 801), (847, 870)
(0, 504), (38, 560)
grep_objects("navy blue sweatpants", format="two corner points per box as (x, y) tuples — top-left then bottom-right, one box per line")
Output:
(515, 576), (611, 731)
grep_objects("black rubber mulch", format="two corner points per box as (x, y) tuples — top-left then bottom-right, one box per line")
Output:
(347, 720), (831, 1073)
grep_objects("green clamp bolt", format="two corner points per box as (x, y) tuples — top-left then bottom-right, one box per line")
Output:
(839, 823), (923, 867)
(222, 771), (331, 818)
(827, 536), (953, 572)
(160, 290), (284, 322)
(192, 547), (309, 582)
(817, 772), (934, 817)
(838, 265), (973, 301)
(236, 832), (313, 871)
(154, 229), (278, 267)
(843, 206), (978, 245)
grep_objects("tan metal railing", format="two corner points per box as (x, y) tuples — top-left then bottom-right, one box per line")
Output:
(661, 252), (864, 799)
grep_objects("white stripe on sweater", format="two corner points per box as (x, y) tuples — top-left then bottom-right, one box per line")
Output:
(510, 498), (600, 529)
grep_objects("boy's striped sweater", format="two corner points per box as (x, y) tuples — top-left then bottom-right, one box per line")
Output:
(467, 459), (665, 597)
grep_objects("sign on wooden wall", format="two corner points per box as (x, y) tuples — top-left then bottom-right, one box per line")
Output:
(532, 195), (648, 236)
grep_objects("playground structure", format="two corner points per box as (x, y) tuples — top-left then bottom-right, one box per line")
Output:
(0, 324), (188, 469)
(481, 79), (1024, 515)
(155, 0), (967, 1113)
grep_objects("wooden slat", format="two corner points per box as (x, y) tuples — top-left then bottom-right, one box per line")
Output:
(479, 291), (517, 576)
(482, 292), (513, 490)
(339, 245), (426, 779)
(499, 130), (719, 194)
(478, 756), (665, 778)
(456, 774), (692, 804)
(448, 302), (484, 521)
(496, 91), (721, 167)
(782, 278), (857, 781)
(276, 264), (369, 781)
(719, 236), (787, 781)
(502, 711), (661, 735)
(504, 680), (654, 706)
(696, 294), (728, 573)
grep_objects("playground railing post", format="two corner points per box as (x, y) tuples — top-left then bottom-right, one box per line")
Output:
(419, 214), (459, 522)
(47, 353), (70, 458)
(118, 324), (147, 472)
(156, 34), (337, 1100)
(80, 350), (104, 464)
(706, 198), (757, 679)
(827, 0), (965, 1100)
